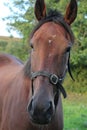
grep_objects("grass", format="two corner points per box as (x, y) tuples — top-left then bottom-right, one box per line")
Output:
(63, 93), (87, 130)
(0, 36), (21, 43)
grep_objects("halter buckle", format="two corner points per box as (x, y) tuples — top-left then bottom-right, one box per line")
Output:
(50, 74), (59, 85)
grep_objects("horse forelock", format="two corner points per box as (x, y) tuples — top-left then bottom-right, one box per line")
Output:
(30, 9), (74, 43)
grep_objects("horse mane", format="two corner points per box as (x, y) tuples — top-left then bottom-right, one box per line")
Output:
(31, 9), (74, 42)
(24, 57), (31, 77)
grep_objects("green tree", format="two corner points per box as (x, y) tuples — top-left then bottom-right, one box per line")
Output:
(71, 0), (87, 67)
(5, 41), (29, 61)
(4, 0), (35, 41)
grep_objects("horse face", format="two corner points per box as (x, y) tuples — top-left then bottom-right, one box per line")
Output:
(27, 22), (72, 125)
(30, 22), (72, 78)
(27, 0), (77, 125)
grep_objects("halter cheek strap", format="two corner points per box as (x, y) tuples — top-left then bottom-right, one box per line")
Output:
(31, 71), (67, 98)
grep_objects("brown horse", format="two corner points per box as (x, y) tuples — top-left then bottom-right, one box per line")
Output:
(0, 0), (77, 130)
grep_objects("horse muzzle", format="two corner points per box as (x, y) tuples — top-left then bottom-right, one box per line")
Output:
(27, 98), (54, 125)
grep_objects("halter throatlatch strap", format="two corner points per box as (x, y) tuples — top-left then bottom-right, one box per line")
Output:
(31, 71), (67, 98)
(68, 53), (75, 81)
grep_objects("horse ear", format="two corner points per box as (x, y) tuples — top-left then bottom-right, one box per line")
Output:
(34, 0), (46, 21)
(64, 0), (77, 25)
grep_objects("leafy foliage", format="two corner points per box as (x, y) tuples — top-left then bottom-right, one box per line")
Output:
(0, 36), (28, 61)
(71, 0), (87, 67)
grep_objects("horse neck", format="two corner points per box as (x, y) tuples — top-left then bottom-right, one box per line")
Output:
(17, 67), (31, 96)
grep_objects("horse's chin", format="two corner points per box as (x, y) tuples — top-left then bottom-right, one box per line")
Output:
(29, 113), (54, 126)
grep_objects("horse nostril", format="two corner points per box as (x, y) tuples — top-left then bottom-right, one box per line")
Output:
(45, 101), (53, 115)
(27, 99), (33, 113)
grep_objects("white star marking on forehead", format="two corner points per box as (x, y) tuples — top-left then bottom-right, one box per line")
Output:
(48, 35), (57, 44)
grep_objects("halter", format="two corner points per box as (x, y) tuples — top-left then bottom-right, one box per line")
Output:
(31, 71), (67, 98)
(30, 51), (74, 100)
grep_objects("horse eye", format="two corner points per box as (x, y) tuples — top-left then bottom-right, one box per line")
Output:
(65, 46), (71, 53)
(30, 42), (33, 49)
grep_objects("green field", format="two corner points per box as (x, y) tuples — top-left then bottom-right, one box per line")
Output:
(63, 93), (87, 130)
(0, 36), (21, 42)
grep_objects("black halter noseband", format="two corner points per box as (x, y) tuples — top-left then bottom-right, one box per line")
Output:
(31, 71), (67, 98)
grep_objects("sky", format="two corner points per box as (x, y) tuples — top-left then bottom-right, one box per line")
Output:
(0, 0), (20, 37)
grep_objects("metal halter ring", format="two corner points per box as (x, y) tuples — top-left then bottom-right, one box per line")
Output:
(50, 74), (59, 85)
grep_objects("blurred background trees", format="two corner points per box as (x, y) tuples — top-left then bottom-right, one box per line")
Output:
(1, 0), (87, 93)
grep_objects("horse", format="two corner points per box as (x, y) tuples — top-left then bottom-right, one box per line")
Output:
(0, 0), (77, 130)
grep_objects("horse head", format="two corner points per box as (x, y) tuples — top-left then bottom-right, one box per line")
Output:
(27, 0), (77, 125)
